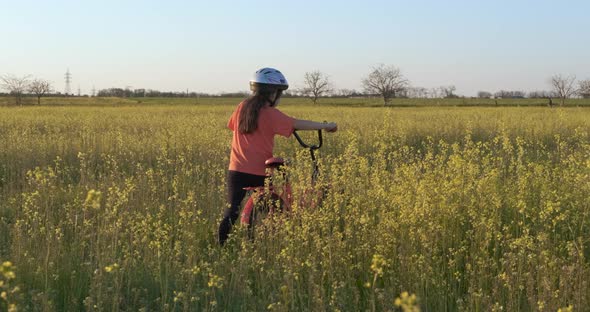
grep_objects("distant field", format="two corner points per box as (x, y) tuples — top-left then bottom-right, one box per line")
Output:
(0, 102), (589, 311)
(1, 95), (590, 107)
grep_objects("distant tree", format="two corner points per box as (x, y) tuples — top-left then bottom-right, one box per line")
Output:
(441, 85), (457, 98)
(512, 90), (526, 98)
(97, 87), (217, 98)
(134, 88), (146, 97)
(302, 71), (332, 105)
(550, 74), (577, 106)
(98, 88), (125, 97)
(29, 78), (53, 105)
(1, 74), (30, 106)
(362, 64), (408, 105)
(406, 87), (428, 98)
(477, 91), (492, 98)
(123, 87), (133, 97)
(429, 87), (442, 98)
(146, 89), (161, 97)
(494, 90), (526, 99)
(337, 88), (357, 97)
(528, 90), (555, 98)
(578, 79), (590, 98)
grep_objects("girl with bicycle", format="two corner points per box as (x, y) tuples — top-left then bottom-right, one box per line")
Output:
(218, 67), (337, 245)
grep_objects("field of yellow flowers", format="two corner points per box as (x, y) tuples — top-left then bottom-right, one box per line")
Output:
(0, 100), (589, 311)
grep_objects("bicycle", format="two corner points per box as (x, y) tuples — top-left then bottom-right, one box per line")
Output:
(240, 130), (324, 230)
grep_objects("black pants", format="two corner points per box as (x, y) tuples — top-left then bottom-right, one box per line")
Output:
(218, 170), (266, 245)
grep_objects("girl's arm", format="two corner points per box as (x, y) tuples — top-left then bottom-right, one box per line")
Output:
(294, 119), (337, 132)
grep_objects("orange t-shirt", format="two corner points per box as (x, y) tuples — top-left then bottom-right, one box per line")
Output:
(228, 102), (296, 176)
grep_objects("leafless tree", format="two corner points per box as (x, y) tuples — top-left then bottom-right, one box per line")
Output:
(416, 87), (429, 98)
(441, 85), (457, 98)
(429, 87), (441, 98)
(494, 90), (526, 99)
(302, 71), (332, 105)
(578, 79), (590, 98)
(406, 87), (428, 98)
(29, 78), (53, 105)
(362, 64), (408, 105)
(477, 91), (492, 98)
(337, 88), (357, 97)
(550, 74), (577, 106)
(528, 90), (555, 99)
(1, 74), (30, 106)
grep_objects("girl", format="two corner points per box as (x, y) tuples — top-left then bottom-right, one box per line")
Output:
(218, 67), (337, 245)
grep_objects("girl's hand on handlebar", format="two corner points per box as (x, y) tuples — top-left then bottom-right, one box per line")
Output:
(325, 122), (338, 133)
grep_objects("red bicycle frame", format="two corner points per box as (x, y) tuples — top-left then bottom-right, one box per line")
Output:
(240, 130), (323, 225)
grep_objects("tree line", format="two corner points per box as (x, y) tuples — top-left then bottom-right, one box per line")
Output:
(296, 65), (590, 106)
(2, 68), (589, 106)
(0, 75), (53, 105)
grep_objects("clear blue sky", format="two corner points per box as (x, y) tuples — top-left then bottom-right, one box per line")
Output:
(1, 0), (588, 96)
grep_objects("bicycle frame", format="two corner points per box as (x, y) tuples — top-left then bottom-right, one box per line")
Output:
(240, 130), (323, 226)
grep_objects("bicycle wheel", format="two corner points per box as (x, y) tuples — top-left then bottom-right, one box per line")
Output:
(243, 192), (284, 234)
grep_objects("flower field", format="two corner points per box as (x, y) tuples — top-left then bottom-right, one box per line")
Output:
(0, 100), (589, 311)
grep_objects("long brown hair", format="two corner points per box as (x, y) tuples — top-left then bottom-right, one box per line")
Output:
(238, 89), (276, 133)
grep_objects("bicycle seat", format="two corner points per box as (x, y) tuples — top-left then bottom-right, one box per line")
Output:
(265, 157), (285, 168)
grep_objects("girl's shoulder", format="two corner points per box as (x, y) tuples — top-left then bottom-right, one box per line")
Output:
(260, 105), (281, 114)
(261, 106), (293, 121)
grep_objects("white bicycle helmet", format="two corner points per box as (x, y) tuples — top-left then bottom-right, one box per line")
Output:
(250, 67), (289, 91)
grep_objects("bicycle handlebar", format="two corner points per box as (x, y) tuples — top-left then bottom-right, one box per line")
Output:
(293, 130), (322, 150)
(292, 129), (323, 183)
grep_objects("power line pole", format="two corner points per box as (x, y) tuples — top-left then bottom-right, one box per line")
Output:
(92, 85), (96, 97)
(64, 68), (72, 96)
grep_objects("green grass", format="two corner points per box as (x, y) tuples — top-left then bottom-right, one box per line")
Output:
(0, 101), (589, 311)
(2, 95), (590, 107)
